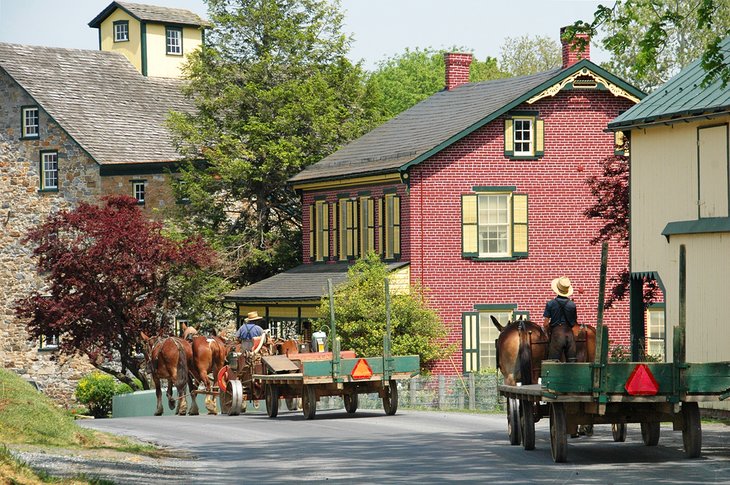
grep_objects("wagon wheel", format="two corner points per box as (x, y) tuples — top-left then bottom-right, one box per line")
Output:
(344, 393), (358, 414)
(641, 421), (660, 446)
(520, 399), (535, 451)
(382, 380), (398, 416)
(507, 398), (521, 445)
(682, 402), (702, 458)
(611, 423), (627, 442)
(265, 384), (279, 418)
(302, 384), (317, 420)
(220, 380), (243, 416)
(549, 402), (568, 463)
(285, 397), (300, 411)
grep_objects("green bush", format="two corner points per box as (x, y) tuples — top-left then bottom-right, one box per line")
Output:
(75, 372), (133, 418)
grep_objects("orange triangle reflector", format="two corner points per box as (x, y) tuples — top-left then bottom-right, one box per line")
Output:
(625, 364), (660, 396)
(351, 358), (373, 380)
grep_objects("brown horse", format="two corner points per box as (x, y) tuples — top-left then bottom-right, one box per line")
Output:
(492, 316), (596, 386)
(182, 324), (230, 414)
(141, 332), (196, 416)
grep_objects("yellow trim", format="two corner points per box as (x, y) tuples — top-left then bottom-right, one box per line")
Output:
(291, 173), (402, 191)
(527, 67), (641, 104)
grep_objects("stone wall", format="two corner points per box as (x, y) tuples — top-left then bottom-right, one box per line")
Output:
(100, 172), (179, 220)
(0, 70), (100, 405)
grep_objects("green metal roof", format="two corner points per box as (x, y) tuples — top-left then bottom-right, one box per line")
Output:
(609, 36), (730, 130)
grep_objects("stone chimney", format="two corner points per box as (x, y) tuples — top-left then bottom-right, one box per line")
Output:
(444, 52), (473, 90)
(560, 26), (590, 68)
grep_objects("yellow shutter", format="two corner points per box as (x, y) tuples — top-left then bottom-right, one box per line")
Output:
(504, 119), (514, 155)
(378, 198), (384, 257)
(308, 204), (315, 259)
(367, 198), (375, 255)
(512, 194), (528, 256)
(393, 195), (401, 256)
(535, 119), (544, 155)
(339, 200), (347, 261)
(331, 202), (338, 259)
(322, 202), (329, 259)
(462, 194), (478, 256)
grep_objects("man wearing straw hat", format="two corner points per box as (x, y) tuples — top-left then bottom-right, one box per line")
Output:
(543, 276), (578, 362)
(236, 311), (265, 351)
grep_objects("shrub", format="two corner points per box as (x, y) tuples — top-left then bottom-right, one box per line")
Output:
(75, 372), (133, 418)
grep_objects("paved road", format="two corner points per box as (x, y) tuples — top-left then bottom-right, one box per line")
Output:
(78, 408), (730, 484)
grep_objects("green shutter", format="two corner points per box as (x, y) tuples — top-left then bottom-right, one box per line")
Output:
(504, 119), (514, 157)
(308, 205), (315, 260)
(463, 312), (480, 373)
(462, 194), (478, 257)
(512, 193), (528, 257)
(535, 119), (544, 157)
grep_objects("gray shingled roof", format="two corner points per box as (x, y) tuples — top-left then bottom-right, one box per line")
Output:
(224, 262), (410, 302)
(289, 68), (563, 184)
(609, 36), (730, 129)
(0, 43), (192, 165)
(89, 1), (209, 28)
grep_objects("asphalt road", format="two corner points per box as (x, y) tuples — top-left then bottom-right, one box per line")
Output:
(78, 408), (730, 484)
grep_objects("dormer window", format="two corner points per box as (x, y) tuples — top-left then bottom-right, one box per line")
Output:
(21, 106), (39, 138)
(113, 21), (129, 42)
(166, 27), (183, 55)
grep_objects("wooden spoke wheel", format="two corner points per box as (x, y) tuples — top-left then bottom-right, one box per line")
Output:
(265, 384), (279, 418)
(612, 423), (627, 442)
(302, 384), (317, 420)
(220, 380), (243, 416)
(344, 393), (358, 414)
(285, 397), (300, 411)
(641, 421), (660, 446)
(682, 402), (702, 458)
(520, 399), (535, 451)
(507, 397), (521, 445)
(382, 380), (398, 416)
(549, 402), (568, 463)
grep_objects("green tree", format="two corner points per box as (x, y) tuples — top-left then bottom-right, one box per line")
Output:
(365, 48), (507, 121)
(317, 253), (451, 370)
(499, 35), (562, 76)
(168, 0), (373, 286)
(567, 0), (730, 91)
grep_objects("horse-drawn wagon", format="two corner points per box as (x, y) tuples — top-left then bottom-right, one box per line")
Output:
(216, 279), (420, 419)
(498, 243), (730, 462)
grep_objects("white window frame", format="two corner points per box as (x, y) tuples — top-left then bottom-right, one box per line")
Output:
(166, 27), (183, 55)
(133, 181), (146, 204)
(478, 310), (513, 369)
(114, 21), (129, 42)
(22, 106), (39, 138)
(41, 151), (58, 190)
(39, 333), (59, 350)
(513, 118), (533, 156)
(646, 306), (665, 361)
(477, 193), (511, 258)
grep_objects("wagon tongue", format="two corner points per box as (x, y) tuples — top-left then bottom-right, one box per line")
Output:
(625, 364), (659, 396)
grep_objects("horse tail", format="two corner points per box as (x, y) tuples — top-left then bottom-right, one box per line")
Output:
(518, 327), (533, 385)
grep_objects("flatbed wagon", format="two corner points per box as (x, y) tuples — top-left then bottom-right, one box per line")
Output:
(217, 279), (420, 419)
(498, 244), (730, 462)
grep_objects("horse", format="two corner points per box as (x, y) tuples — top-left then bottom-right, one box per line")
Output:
(140, 332), (196, 416)
(491, 316), (596, 386)
(181, 323), (231, 414)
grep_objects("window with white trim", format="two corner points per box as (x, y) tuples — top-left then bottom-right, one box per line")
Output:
(166, 27), (182, 55)
(462, 189), (528, 259)
(513, 118), (533, 155)
(646, 307), (665, 361)
(478, 194), (510, 256)
(504, 114), (544, 158)
(22, 106), (39, 138)
(132, 181), (146, 204)
(479, 311), (511, 369)
(114, 21), (129, 42)
(40, 151), (58, 190)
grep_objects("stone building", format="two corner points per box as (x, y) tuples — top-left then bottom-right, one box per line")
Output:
(0, 1), (206, 404)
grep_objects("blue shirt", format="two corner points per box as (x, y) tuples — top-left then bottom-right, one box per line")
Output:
(543, 296), (577, 327)
(236, 323), (264, 340)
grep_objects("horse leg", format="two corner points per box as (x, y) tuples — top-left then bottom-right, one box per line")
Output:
(187, 372), (199, 416)
(153, 376), (163, 416)
(167, 377), (176, 410)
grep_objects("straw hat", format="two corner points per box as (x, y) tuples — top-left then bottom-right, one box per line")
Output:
(245, 311), (264, 322)
(551, 276), (574, 297)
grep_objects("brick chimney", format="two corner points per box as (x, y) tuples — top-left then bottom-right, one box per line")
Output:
(560, 26), (590, 68)
(444, 52), (472, 90)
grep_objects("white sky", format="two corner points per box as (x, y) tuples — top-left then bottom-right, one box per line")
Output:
(0, 0), (612, 70)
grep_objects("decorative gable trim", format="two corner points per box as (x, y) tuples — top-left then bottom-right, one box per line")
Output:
(398, 60), (644, 174)
(526, 66), (641, 105)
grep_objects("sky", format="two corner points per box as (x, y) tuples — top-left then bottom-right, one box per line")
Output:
(0, 0), (612, 70)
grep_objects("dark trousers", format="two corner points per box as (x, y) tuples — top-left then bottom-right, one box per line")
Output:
(548, 324), (577, 362)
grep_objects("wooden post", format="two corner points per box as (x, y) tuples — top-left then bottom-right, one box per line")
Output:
(593, 242), (609, 402)
(674, 245), (687, 364)
(438, 375), (445, 409)
(469, 373), (476, 410)
(328, 279), (340, 380)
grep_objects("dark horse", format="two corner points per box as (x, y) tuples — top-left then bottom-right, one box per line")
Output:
(492, 316), (596, 385)
(141, 332), (197, 416)
(181, 324), (230, 414)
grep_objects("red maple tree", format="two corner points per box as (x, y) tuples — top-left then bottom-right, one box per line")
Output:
(15, 196), (214, 389)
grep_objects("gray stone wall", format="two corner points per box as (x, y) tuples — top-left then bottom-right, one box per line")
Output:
(101, 172), (179, 220)
(0, 70), (98, 405)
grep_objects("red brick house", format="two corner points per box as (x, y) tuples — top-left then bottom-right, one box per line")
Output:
(226, 30), (644, 374)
